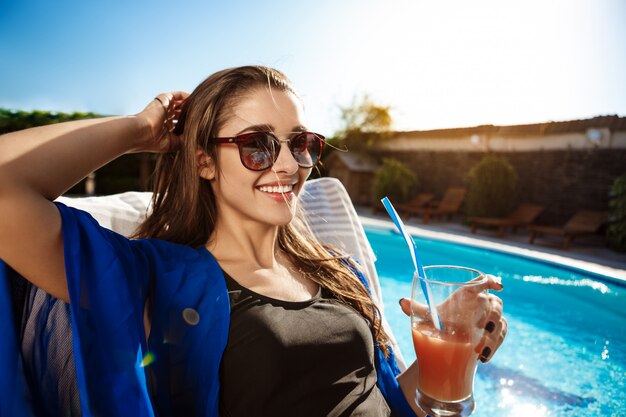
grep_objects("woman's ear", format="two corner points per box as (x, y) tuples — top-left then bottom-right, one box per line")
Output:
(196, 150), (216, 180)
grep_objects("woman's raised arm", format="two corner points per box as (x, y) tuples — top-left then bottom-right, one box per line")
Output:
(0, 92), (186, 302)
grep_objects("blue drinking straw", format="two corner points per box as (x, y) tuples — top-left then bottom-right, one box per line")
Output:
(381, 197), (442, 331)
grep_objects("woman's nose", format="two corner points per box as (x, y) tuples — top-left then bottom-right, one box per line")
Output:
(271, 139), (299, 174)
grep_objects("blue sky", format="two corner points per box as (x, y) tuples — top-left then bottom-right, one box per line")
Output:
(1, 0), (625, 135)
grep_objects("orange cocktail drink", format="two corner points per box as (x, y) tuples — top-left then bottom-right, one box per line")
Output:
(412, 323), (477, 402)
(410, 265), (485, 417)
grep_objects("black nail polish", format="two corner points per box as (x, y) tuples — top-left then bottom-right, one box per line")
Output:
(485, 321), (496, 333)
(480, 346), (492, 362)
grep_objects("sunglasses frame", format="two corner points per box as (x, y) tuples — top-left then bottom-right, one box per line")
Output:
(211, 131), (326, 171)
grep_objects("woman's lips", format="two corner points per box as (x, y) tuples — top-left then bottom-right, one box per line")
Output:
(256, 182), (297, 202)
(256, 188), (295, 202)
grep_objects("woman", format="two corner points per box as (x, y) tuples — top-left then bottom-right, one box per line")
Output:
(0, 66), (506, 416)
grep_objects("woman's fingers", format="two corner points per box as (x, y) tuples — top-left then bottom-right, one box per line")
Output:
(475, 293), (505, 363)
(480, 294), (503, 329)
(467, 274), (504, 295)
(155, 91), (189, 107)
(399, 298), (410, 316)
(477, 328), (501, 362)
(399, 298), (428, 318)
(136, 91), (190, 153)
(155, 92), (189, 152)
(400, 291), (502, 328)
(477, 316), (507, 363)
(170, 91), (190, 101)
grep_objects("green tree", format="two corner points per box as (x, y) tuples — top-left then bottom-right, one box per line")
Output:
(373, 158), (417, 204)
(0, 108), (151, 194)
(0, 108), (101, 134)
(336, 94), (392, 151)
(466, 155), (518, 218)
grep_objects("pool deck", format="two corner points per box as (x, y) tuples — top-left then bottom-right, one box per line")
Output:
(355, 206), (626, 283)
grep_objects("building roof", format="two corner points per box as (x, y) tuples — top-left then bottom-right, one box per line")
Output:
(326, 151), (379, 173)
(393, 115), (626, 139)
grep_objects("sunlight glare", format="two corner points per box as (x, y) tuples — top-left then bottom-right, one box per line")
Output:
(498, 387), (551, 416)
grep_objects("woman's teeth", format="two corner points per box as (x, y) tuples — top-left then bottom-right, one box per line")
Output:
(258, 184), (294, 193)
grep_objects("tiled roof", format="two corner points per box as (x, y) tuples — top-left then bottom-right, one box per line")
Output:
(394, 115), (626, 139)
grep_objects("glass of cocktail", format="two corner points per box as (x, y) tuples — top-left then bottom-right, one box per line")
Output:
(410, 265), (486, 417)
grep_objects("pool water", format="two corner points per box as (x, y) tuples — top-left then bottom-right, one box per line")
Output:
(366, 226), (626, 417)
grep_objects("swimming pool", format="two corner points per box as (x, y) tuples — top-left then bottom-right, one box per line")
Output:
(365, 226), (626, 417)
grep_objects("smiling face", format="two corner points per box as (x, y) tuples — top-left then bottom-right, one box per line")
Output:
(199, 87), (312, 228)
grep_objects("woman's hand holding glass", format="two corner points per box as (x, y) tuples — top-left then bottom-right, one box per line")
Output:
(400, 274), (506, 363)
(397, 273), (506, 416)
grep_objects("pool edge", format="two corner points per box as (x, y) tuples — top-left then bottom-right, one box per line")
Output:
(360, 216), (626, 286)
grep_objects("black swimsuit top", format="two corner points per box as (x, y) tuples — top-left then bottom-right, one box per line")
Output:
(219, 270), (391, 417)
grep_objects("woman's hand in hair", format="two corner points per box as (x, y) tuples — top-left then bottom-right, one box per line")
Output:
(135, 91), (189, 153)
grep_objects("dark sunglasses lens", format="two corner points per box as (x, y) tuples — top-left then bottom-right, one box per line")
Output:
(290, 133), (322, 167)
(240, 133), (275, 170)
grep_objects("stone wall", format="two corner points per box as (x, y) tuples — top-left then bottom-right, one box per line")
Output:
(374, 149), (626, 225)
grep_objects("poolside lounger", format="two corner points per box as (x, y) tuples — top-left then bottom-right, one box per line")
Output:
(299, 178), (405, 368)
(470, 204), (545, 238)
(393, 193), (434, 217)
(528, 210), (607, 250)
(406, 187), (467, 224)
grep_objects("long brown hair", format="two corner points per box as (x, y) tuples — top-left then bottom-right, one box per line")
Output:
(132, 65), (390, 356)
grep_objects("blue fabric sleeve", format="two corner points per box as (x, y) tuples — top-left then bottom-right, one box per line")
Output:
(54, 201), (155, 417)
(2, 202), (230, 417)
(0, 201), (154, 417)
(140, 242), (230, 416)
(0, 264), (35, 416)
(55, 202), (231, 416)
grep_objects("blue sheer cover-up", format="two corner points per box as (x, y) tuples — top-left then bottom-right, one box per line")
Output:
(0, 202), (415, 417)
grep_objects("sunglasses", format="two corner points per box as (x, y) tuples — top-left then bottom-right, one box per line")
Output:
(211, 131), (325, 171)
